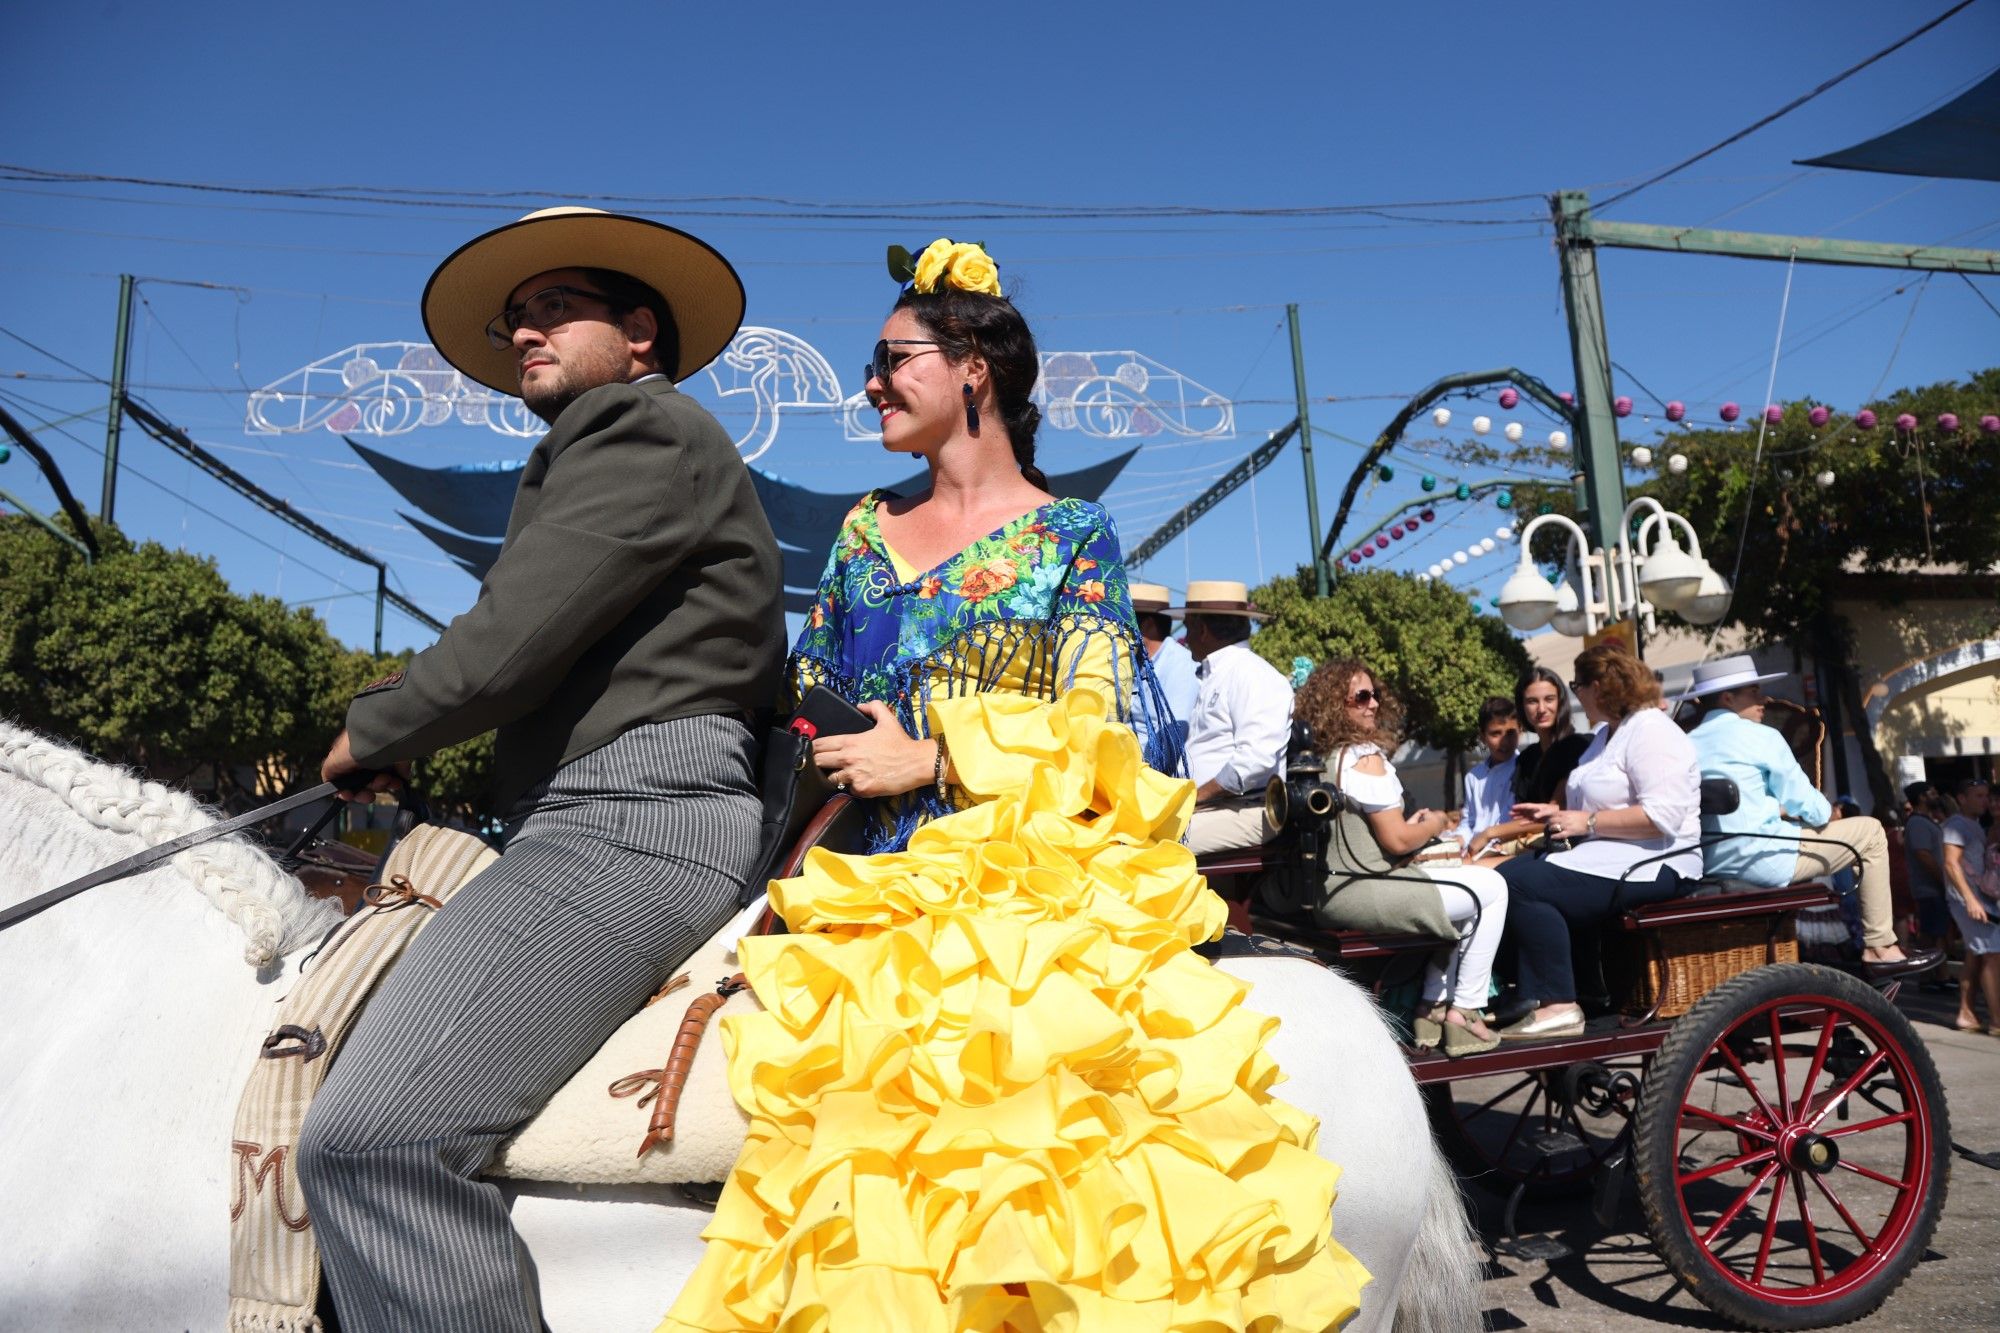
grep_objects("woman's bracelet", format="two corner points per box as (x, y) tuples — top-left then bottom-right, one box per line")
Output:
(933, 734), (951, 802)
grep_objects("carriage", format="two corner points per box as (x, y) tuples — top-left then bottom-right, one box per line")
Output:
(1179, 713), (1951, 1333)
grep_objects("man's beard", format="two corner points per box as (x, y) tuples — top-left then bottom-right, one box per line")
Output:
(519, 349), (629, 424)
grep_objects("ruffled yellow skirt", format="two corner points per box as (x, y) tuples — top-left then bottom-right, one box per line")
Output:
(659, 690), (1368, 1332)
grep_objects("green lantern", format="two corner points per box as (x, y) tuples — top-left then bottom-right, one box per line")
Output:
(1377, 463), (1395, 482)
(1454, 482), (1472, 501)
(1420, 474), (1437, 492)
(1496, 490), (1513, 510)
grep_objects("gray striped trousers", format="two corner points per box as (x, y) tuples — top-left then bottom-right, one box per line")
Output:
(295, 715), (762, 1333)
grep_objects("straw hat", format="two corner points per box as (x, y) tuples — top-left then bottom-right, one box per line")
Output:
(1169, 579), (1269, 621)
(1679, 653), (1787, 702)
(422, 207), (745, 392)
(1129, 582), (1173, 615)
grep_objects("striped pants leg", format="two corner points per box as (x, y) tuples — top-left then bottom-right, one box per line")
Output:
(295, 715), (762, 1333)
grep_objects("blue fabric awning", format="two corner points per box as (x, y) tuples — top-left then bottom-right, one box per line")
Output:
(1797, 68), (2000, 182)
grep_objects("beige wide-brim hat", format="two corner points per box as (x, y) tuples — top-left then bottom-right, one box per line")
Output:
(1130, 582), (1173, 615)
(1169, 579), (1270, 621)
(422, 207), (746, 392)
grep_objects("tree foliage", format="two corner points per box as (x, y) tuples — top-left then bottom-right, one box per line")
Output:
(1248, 565), (1530, 753)
(0, 515), (494, 816)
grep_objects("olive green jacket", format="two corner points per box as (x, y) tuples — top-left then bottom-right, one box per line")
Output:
(345, 376), (783, 810)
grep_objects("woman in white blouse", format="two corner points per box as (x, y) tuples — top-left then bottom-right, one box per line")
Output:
(1496, 642), (1702, 1038)
(1297, 660), (1510, 1056)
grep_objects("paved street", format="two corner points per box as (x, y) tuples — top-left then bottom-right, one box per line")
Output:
(1463, 982), (2000, 1331)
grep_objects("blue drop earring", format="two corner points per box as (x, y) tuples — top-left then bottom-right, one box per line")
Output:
(962, 383), (979, 433)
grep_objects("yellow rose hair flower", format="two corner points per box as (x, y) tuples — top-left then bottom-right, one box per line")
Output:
(908, 238), (1003, 297)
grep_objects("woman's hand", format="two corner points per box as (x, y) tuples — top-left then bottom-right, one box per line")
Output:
(812, 701), (937, 798)
(1511, 801), (1559, 824)
(1964, 891), (1991, 926)
(1544, 808), (1592, 841)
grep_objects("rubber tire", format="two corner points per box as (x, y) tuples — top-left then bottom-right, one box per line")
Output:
(1631, 963), (1950, 1330)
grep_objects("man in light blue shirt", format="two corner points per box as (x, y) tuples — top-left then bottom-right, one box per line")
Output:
(1685, 655), (1936, 978)
(1131, 582), (1198, 755)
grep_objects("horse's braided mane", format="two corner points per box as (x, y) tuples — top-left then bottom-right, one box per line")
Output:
(0, 720), (339, 967)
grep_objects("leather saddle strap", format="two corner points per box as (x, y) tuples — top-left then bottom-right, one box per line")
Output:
(615, 973), (749, 1156)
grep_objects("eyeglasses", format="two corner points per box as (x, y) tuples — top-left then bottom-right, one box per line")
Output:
(1347, 689), (1380, 706)
(485, 286), (616, 350)
(865, 338), (942, 384)
(1569, 678), (1593, 692)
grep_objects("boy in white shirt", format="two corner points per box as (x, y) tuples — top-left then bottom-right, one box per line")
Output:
(1457, 697), (1519, 856)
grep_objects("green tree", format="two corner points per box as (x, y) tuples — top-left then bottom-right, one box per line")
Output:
(1249, 565), (1530, 759)
(1505, 367), (2000, 811)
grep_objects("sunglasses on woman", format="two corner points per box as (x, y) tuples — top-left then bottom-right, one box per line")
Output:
(865, 338), (942, 384)
(1347, 689), (1380, 706)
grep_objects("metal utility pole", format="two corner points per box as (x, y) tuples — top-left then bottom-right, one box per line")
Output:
(100, 274), (135, 523)
(1286, 304), (1329, 595)
(1551, 195), (1627, 552)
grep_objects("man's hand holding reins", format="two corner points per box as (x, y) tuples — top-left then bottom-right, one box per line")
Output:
(812, 701), (950, 798)
(321, 728), (411, 804)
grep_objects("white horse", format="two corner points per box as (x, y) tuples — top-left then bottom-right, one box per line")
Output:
(0, 721), (1479, 1333)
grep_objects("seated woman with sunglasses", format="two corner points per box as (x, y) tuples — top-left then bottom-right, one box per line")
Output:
(659, 241), (1367, 1333)
(1295, 660), (1509, 1056)
(1493, 643), (1702, 1039)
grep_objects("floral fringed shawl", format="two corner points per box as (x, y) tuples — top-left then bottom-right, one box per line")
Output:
(787, 490), (1183, 851)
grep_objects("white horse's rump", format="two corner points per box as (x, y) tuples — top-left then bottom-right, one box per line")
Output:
(0, 724), (1475, 1332)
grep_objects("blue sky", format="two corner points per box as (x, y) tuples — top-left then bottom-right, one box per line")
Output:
(2, 1), (1996, 652)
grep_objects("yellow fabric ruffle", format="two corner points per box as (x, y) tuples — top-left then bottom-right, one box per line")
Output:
(659, 689), (1368, 1332)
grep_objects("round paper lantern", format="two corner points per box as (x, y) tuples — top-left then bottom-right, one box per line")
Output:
(1389, 523), (1404, 539)
(1630, 445), (1654, 467)
(1763, 404), (1783, 424)
(1489, 596), (1502, 608)
(1477, 537), (1497, 554)
(1981, 415), (2000, 434)
(1549, 430), (1568, 449)
(1939, 412), (1960, 432)
(1496, 524), (1516, 541)
(1719, 402), (1740, 422)
(1896, 412), (1918, 432)
(1856, 409), (1878, 429)
(0, 443), (9, 465)
(1665, 400), (1686, 422)
(1431, 406), (1452, 427)
(1504, 421), (1524, 442)
(1455, 483), (1472, 500)
(1496, 490), (1514, 509)
(1451, 550), (1469, 566)
(1498, 388), (1519, 409)
(1613, 396), (1633, 418)
(1377, 463), (1395, 481)
(1427, 563), (1443, 578)
(1373, 537), (1388, 552)
(1420, 474), (1438, 492)
(1558, 391), (1574, 405)
(1419, 508), (1436, 523)
(1472, 415), (1492, 435)
(1347, 551), (1362, 565)
(1668, 453), (1689, 475)
(1816, 470), (1836, 488)
(1808, 405), (1830, 427)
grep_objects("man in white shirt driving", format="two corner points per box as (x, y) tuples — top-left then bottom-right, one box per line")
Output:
(1179, 580), (1295, 855)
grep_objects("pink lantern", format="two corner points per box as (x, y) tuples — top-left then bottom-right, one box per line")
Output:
(1347, 551), (1362, 565)
(1613, 395), (1633, 418)
(1389, 524), (1405, 539)
(1558, 391), (1574, 405)
(1981, 415), (2000, 434)
(1370, 537), (1386, 553)
(1420, 508), (1436, 523)
(1856, 409), (1878, 429)
(1938, 412), (1960, 432)
(1896, 412), (1918, 432)
(1498, 388), (1519, 409)
(1719, 402), (1740, 423)
(1665, 400), (1686, 422)
(1763, 404), (1783, 424)
(1808, 405), (1830, 427)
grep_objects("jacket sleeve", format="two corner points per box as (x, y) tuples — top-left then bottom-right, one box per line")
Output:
(345, 383), (709, 765)
(1760, 726), (1831, 826)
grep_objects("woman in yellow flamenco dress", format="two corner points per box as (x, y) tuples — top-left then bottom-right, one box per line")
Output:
(660, 241), (1368, 1332)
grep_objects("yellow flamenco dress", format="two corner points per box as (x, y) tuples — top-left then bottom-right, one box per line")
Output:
(659, 496), (1367, 1332)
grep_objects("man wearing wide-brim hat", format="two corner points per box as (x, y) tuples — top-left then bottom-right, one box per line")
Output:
(1684, 654), (1939, 980)
(1175, 580), (1293, 855)
(1130, 582), (1198, 756)
(306, 208), (782, 1329)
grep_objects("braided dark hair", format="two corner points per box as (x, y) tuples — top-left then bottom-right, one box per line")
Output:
(891, 286), (1046, 489)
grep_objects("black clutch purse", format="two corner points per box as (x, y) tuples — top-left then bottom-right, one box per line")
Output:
(740, 686), (874, 905)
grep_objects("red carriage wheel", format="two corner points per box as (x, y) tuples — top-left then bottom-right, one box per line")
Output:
(1631, 964), (1949, 1329)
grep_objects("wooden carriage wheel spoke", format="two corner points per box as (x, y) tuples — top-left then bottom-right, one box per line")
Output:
(1808, 1171), (1877, 1250)
(1496, 1083), (1544, 1166)
(1751, 1163), (1789, 1286)
(1680, 1100), (1777, 1141)
(1464, 1075), (1538, 1122)
(1678, 1146), (1776, 1187)
(1768, 1008), (1792, 1119)
(1835, 1159), (1913, 1191)
(1715, 1039), (1783, 1129)
(1701, 1160), (1783, 1249)
(1806, 1050), (1889, 1132)
(1791, 1172), (1829, 1286)
(1795, 1011), (1839, 1121)
(1822, 1109), (1914, 1139)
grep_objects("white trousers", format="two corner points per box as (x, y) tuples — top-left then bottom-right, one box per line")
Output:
(1419, 863), (1509, 1009)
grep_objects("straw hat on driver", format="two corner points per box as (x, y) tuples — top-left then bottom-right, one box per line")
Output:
(1130, 582), (1174, 615)
(1169, 579), (1270, 621)
(1678, 653), (1787, 703)
(422, 207), (745, 392)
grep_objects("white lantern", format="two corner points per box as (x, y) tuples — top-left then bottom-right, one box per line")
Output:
(1630, 446), (1653, 467)
(1431, 407), (1452, 427)
(1503, 421), (1524, 442)
(1427, 563), (1443, 578)
(1816, 470), (1836, 488)
(1415, 573), (1430, 584)
(1668, 453), (1689, 475)
(1497, 524), (1516, 542)
(1452, 550), (1469, 566)
(1477, 537), (1497, 554)
(1549, 429), (1568, 449)
(1472, 415), (1492, 436)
